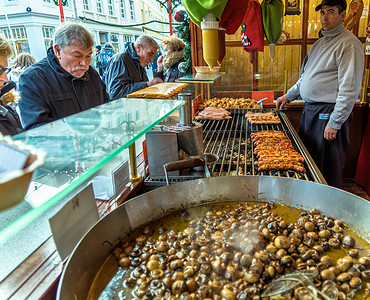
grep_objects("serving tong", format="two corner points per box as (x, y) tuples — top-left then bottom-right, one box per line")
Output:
(260, 269), (338, 300)
(163, 153), (219, 185)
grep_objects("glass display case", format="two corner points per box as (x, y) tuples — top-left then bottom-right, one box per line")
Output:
(0, 98), (184, 245)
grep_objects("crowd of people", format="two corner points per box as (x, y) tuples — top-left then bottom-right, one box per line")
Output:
(0, 0), (365, 189)
(0, 22), (186, 133)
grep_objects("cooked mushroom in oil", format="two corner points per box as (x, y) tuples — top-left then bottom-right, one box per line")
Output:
(100, 202), (370, 299)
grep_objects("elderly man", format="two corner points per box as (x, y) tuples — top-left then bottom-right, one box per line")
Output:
(18, 22), (110, 130)
(276, 0), (364, 188)
(105, 34), (163, 100)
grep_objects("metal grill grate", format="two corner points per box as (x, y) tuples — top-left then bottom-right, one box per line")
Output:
(198, 110), (325, 183)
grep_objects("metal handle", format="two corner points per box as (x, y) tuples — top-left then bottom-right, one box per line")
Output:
(163, 157), (208, 186)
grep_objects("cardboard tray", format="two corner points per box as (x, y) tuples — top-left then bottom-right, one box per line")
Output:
(126, 83), (188, 99)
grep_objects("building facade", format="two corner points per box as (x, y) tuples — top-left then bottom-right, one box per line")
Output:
(0, 0), (171, 61)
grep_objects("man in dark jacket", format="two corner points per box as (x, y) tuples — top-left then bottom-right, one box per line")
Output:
(18, 22), (110, 130)
(105, 34), (163, 100)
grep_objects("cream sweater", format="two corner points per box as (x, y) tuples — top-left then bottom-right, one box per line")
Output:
(285, 23), (364, 130)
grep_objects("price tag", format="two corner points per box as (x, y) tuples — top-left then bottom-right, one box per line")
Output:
(112, 160), (130, 195)
(366, 37), (370, 55)
(49, 184), (99, 261)
(0, 142), (30, 176)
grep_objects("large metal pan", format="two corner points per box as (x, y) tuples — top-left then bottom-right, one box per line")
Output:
(57, 176), (370, 299)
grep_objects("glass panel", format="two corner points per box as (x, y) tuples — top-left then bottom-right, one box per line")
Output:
(259, 44), (301, 74)
(308, 0), (322, 38)
(283, 6), (303, 39)
(209, 46), (301, 92)
(358, 0), (369, 37)
(225, 28), (241, 41)
(0, 98), (184, 244)
(176, 72), (225, 83)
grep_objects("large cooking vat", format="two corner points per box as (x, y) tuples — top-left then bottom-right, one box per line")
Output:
(57, 176), (370, 299)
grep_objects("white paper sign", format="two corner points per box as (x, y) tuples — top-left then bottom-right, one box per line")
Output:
(49, 184), (99, 261)
(112, 160), (130, 195)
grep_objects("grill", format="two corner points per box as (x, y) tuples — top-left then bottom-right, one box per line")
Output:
(199, 109), (325, 183)
(144, 110), (325, 189)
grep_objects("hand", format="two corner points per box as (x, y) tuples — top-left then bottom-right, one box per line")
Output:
(276, 96), (289, 109)
(157, 56), (164, 72)
(147, 77), (163, 87)
(324, 125), (338, 141)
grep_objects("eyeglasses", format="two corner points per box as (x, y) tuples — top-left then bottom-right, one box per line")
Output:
(0, 67), (11, 76)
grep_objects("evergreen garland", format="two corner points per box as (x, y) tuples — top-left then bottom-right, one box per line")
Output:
(53, 0), (68, 6)
(175, 15), (192, 74)
(155, 0), (181, 13)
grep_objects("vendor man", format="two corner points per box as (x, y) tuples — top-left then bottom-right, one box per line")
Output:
(105, 34), (163, 100)
(276, 0), (364, 188)
(18, 22), (110, 130)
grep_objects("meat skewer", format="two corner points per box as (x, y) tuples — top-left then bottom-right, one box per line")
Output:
(251, 130), (306, 173)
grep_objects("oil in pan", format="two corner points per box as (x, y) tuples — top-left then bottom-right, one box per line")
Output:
(89, 201), (370, 299)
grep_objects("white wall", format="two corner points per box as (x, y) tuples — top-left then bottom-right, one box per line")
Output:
(0, 0), (171, 60)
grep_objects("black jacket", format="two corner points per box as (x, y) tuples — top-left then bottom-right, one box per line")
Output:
(105, 43), (148, 100)
(154, 60), (185, 82)
(0, 105), (24, 136)
(18, 47), (110, 130)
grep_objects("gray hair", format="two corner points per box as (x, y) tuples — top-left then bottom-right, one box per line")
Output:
(53, 22), (94, 50)
(134, 34), (159, 50)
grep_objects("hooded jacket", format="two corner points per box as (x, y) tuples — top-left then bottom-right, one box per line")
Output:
(0, 105), (24, 136)
(105, 43), (149, 100)
(18, 47), (110, 130)
(0, 88), (24, 136)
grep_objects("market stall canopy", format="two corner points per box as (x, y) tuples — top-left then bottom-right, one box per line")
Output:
(182, 0), (228, 26)
(261, 0), (284, 59)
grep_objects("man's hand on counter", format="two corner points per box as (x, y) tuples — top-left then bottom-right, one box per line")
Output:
(324, 125), (338, 141)
(276, 96), (289, 109)
(147, 77), (163, 87)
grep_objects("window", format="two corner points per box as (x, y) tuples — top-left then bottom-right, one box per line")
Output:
(119, 0), (126, 18)
(108, 0), (115, 16)
(129, 0), (135, 20)
(1, 26), (30, 54)
(83, 0), (90, 11)
(110, 33), (119, 52)
(42, 26), (54, 50)
(122, 35), (133, 44)
(96, 0), (103, 13)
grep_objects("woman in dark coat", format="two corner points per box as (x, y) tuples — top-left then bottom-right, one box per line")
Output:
(154, 36), (186, 82)
(0, 33), (24, 136)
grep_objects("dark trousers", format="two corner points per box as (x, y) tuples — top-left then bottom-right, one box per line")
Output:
(299, 102), (352, 188)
